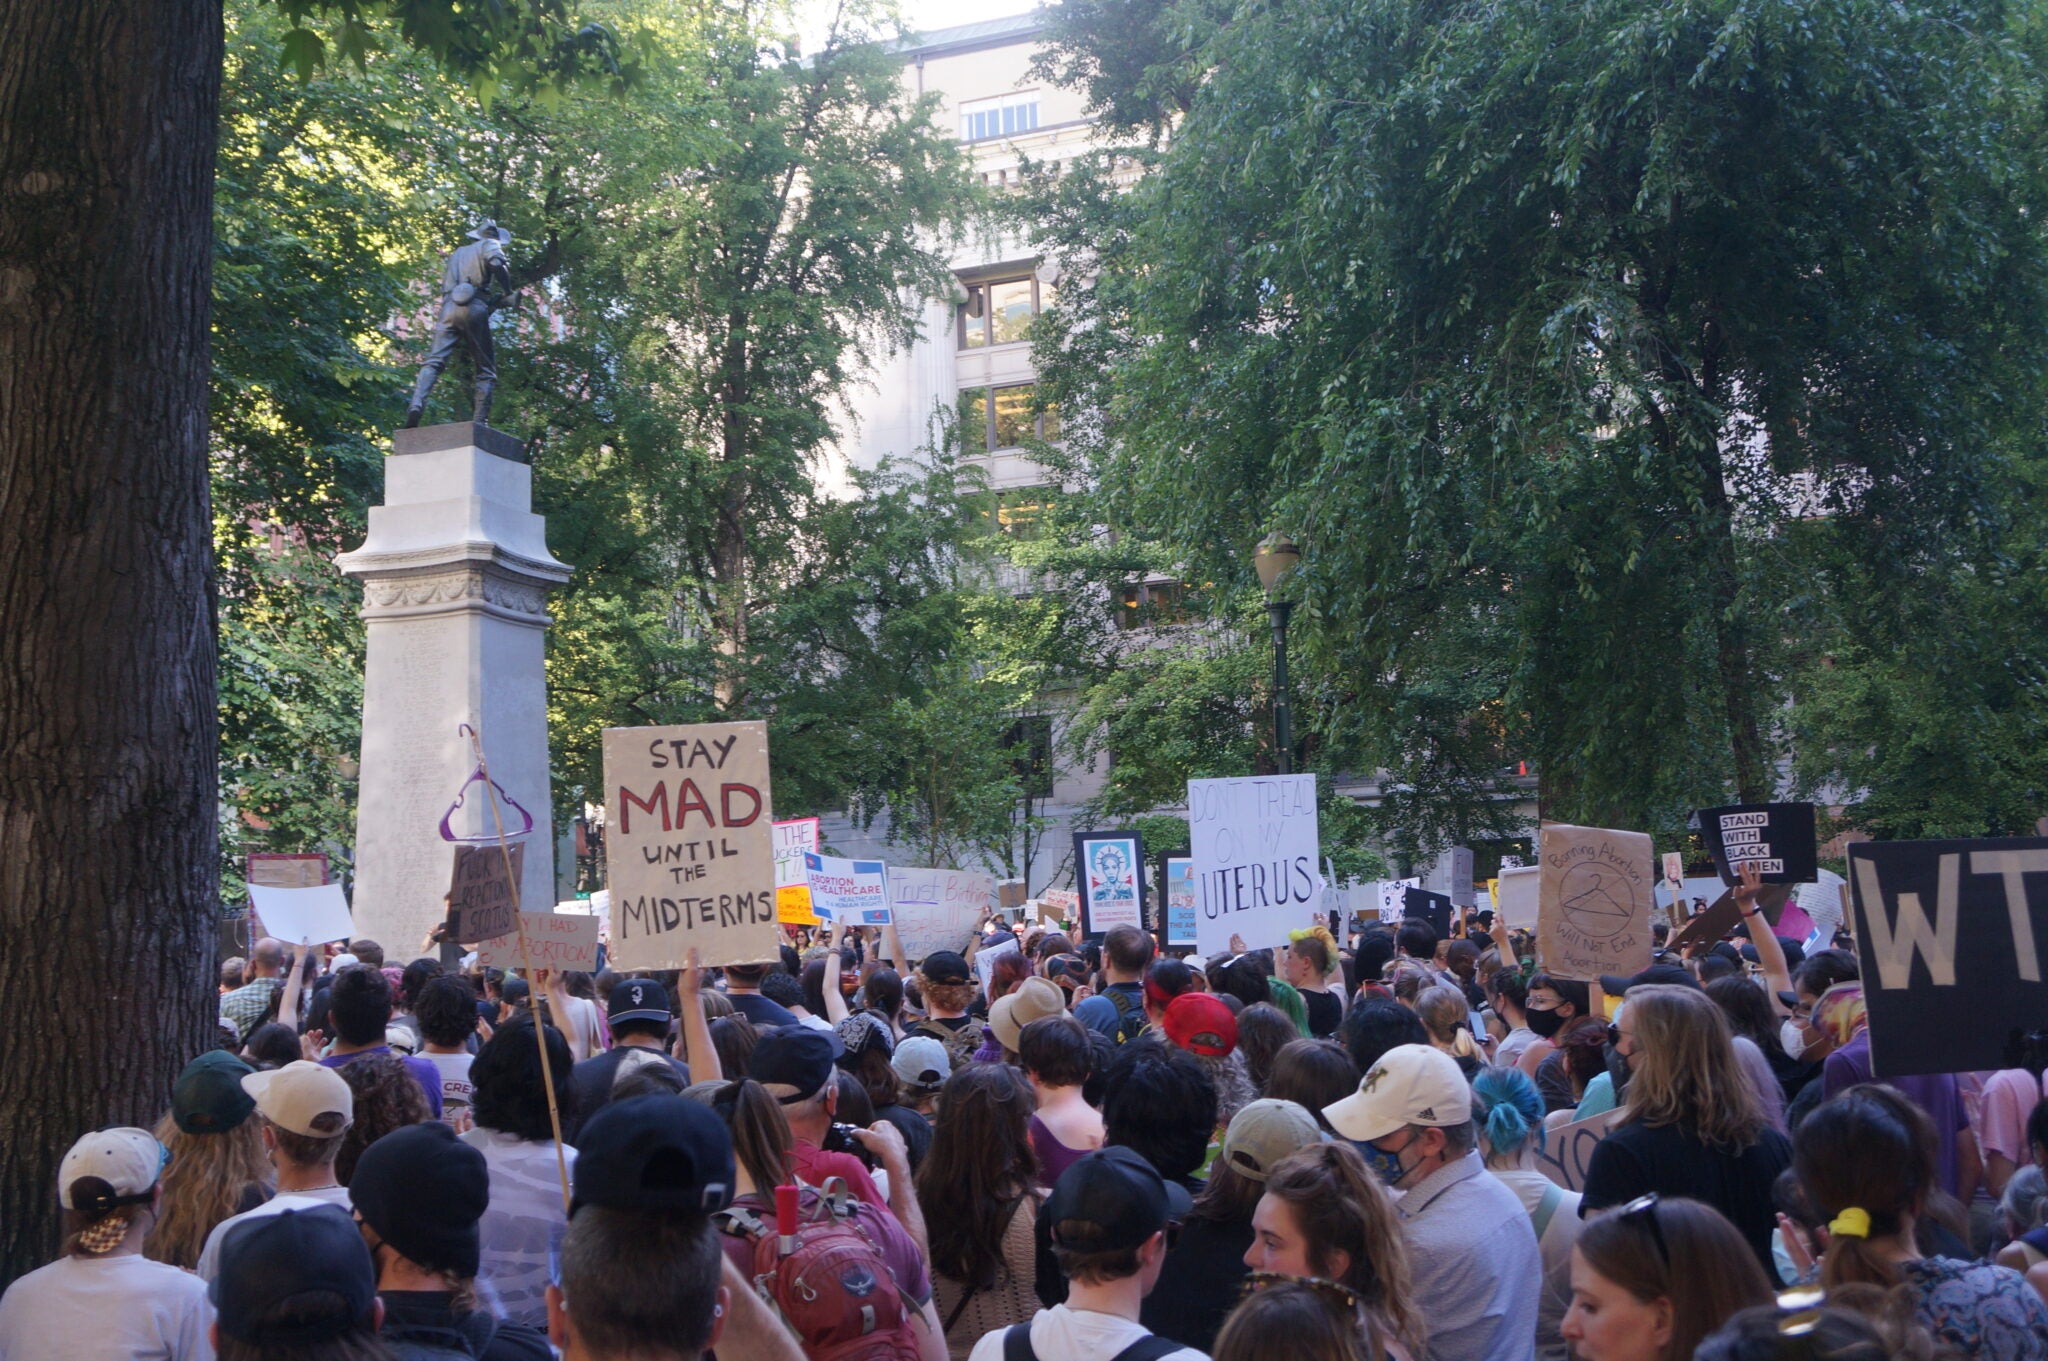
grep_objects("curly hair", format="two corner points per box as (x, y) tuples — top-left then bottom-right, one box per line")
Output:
(1236, 1004), (1299, 1093)
(1261, 1142), (1422, 1360)
(334, 1056), (431, 1184)
(145, 1112), (272, 1268)
(414, 974), (479, 1049)
(469, 1015), (578, 1144)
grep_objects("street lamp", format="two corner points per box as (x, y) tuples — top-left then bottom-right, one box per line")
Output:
(1252, 533), (1302, 775)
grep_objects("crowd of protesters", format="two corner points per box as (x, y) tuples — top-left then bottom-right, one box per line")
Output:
(6, 862), (2048, 1361)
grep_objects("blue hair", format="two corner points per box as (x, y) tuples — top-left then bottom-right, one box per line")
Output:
(1472, 1064), (1545, 1159)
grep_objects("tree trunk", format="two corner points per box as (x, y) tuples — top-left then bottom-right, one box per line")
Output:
(0, 0), (222, 1284)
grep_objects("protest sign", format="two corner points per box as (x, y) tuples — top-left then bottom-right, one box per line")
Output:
(887, 866), (994, 961)
(248, 882), (354, 946)
(1494, 865), (1540, 930)
(1532, 1107), (1623, 1192)
(804, 853), (891, 925)
(476, 911), (601, 971)
(1846, 837), (2048, 1077)
(1162, 856), (1198, 948)
(1075, 830), (1145, 937)
(974, 935), (1021, 1000)
(1537, 823), (1654, 982)
(772, 820), (821, 926)
(1791, 869), (1846, 947)
(603, 721), (778, 969)
(1187, 775), (1325, 954)
(1662, 852), (1684, 883)
(1376, 878), (1420, 924)
(1037, 888), (1078, 927)
(1696, 803), (1819, 885)
(447, 843), (525, 944)
(248, 853), (327, 890)
(1403, 886), (1453, 938)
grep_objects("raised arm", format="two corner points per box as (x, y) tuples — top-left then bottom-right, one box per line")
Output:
(279, 940), (309, 1030)
(822, 926), (851, 1025)
(674, 949), (721, 1082)
(1734, 864), (1794, 1013)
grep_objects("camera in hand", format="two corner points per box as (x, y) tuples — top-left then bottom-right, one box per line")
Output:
(822, 1122), (878, 1169)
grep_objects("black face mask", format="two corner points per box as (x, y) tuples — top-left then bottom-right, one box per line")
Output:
(1526, 1006), (1567, 1039)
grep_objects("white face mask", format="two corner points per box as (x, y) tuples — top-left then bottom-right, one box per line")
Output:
(1780, 1017), (1809, 1061)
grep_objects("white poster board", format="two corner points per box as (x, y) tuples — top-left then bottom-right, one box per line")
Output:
(476, 912), (601, 971)
(248, 882), (354, 946)
(774, 819), (820, 888)
(888, 866), (994, 961)
(805, 853), (892, 925)
(603, 721), (779, 969)
(1377, 878), (1421, 924)
(1494, 864), (1540, 930)
(974, 934), (1021, 1000)
(1187, 773), (1327, 954)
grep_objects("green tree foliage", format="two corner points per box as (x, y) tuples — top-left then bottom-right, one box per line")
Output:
(1025, 0), (2048, 842)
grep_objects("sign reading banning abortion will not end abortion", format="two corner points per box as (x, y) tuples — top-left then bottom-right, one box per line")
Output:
(1848, 837), (2048, 1078)
(1188, 774), (1326, 955)
(604, 721), (778, 970)
(1538, 822), (1654, 983)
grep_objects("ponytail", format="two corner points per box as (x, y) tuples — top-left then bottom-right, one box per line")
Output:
(1471, 1064), (1543, 1161)
(1793, 1084), (1936, 1291)
(711, 1079), (792, 1192)
(1262, 1143), (1423, 1360)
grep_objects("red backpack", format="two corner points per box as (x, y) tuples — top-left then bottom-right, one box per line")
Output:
(719, 1180), (922, 1361)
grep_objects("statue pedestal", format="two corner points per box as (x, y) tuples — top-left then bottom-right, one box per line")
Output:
(335, 422), (571, 950)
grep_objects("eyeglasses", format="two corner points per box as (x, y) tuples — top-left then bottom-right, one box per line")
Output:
(1241, 1271), (1366, 1313)
(1617, 1193), (1668, 1264)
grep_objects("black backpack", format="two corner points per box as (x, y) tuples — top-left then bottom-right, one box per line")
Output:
(1104, 986), (1148, 1045)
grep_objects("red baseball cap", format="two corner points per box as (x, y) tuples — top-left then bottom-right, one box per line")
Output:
(1163, 992), (1238, 1057)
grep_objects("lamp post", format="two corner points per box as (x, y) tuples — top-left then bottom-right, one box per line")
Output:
(1252, 533), (1302, 775)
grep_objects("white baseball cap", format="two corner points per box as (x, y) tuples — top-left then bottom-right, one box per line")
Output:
(241, 1060), (354, 1137)
(58, 1127), (166, 1210)
(1322, 1043), (1471, 1143)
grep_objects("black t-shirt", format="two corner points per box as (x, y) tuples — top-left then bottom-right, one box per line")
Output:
(727, 992), (800, 1029)
(569, 1044), (691, 1126)
(1302, 989), (1343, 1039)
(1139, 1214), (1255, 1354)
(1580, 1119), (1794, 1282)
(874, 1101), (933, 1171)
(378, 1291), (552, 1361)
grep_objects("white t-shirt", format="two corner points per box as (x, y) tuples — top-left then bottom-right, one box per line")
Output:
(554, 995), (603, 1060)
(461, 1126), (577, 1329)
(0, 1252), (214, 1361)
(421, 1049), (476, 1113)
(967, 1305), (1208, 1361)
(195, 1187), (352, 1282)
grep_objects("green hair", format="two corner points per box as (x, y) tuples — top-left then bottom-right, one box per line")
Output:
(1264, 979), (1312, 1037)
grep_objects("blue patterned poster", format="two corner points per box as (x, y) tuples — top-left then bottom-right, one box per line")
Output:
(1074, 831), (1145, 938)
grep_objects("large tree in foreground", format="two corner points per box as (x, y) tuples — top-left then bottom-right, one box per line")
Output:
(1029, 0), (2048, 837)
(0, 0), (627, 1285)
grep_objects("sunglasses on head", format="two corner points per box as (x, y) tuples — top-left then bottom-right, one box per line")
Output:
(1617, 1193), (1669, 1264)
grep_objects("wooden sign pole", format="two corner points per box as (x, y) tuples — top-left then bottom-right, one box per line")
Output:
(462, 724), (572, 1216)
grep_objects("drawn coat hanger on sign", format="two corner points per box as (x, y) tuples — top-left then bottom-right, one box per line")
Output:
(440, 723), (535, 843)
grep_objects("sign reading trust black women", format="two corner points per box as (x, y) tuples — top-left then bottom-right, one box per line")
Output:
(1695, 803), (1818, 885)
(1846, 837), (2048, 1077)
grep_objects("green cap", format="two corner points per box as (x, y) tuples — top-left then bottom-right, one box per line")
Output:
(173, 1050), (257, 1134)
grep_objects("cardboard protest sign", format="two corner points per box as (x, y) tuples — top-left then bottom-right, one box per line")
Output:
(1162, 856), (1198, 948)
(887, 866), (994, 961)
(603, 721), (778, 969)
(1494, 865), (1540, 930)
(804, 853), (891, 925)
(1532, 1107), (1623, 1192)
(476, 911), (600, 971)
(248, 882), (354, 946)
(1188, 775), (1325, 954)
(1696, 803), (1819, 885)
(1036, 888), (1078, 927)
(771, 819), (821, 926)
(447, 844), (525, 944)
(1075, 830), (1145, 938)
(974, 934), (1021, 1000)
(1847, 837), (2048, 1077)
(1403, 886), (1453, 938)
(1537, 823), (1654, 982)
(248, 853), (328, 889)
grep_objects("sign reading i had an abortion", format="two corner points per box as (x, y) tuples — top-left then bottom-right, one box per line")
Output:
(1847, 837), (2048, 1078)
(1696, 803), (1819, 885)
(1187, 774), (1326, 955)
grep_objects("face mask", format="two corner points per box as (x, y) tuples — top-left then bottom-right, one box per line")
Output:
(1780, 1017), (1809, 1061)
(1360, 1141), (1409, 1186)
(1526, 1006), (1565, 1039)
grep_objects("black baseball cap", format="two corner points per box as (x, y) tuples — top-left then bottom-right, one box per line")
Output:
(1044, 1145), (1191, 1253)
(349, 1121), (489, 1278)
(920, 950), (971, 987)
(1598, 963), (1700, 996)
(211, 1206), (376, 1345)
(571, 1093), (736, 1217)
(609, 978), (672, 1027)
(748, 1026), (841, 1102)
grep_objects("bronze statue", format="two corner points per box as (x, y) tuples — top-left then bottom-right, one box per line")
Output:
(403, 221), (513, 428)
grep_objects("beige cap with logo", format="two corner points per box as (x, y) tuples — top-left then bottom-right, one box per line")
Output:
(241, 1060), (354, 1136)
(1322, 1043), (1471, 1143)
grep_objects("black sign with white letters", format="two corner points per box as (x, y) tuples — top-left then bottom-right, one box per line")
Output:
(1696, 803), (1818, 885)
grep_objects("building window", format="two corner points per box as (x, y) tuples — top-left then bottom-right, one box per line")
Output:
(1005, 714), (1054, 798)
(961, 93), (1040, 143)
(987, 487), (1056, 541)
(960, 383), (1059, 451)
(958, 274), (1054, 349)
(1116, 581), (1196, 630)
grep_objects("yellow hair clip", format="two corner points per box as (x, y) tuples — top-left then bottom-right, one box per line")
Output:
(1828, 1206), (1871, 1239)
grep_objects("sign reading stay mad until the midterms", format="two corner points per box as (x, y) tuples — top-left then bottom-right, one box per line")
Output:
(1848, 837), (2048, 1078)
(604, 721), (778, 970)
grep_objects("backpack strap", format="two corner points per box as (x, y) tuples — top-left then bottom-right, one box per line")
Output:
(1105, 986), (1144, 1040)
(1002, 1323), (1039, 1361)
(1107, 1335), (1184, 1361)
(1530, 1181), (1565, 1242)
